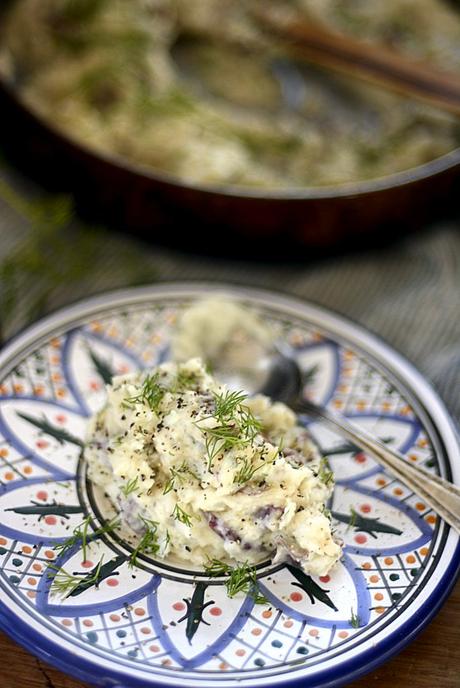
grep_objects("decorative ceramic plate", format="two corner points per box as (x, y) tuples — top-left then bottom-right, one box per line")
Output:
(0, 284), (459, 688)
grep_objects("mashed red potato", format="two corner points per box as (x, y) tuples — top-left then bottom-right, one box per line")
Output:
(85, 357), (341, 577)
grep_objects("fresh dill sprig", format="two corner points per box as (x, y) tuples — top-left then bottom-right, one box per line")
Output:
(121, 475), (139, 497)
(171, 504), (195, 527)
(196, 390), (262, 471)
(163, 461), (198, 495)
(129, 517), (160, 568)
(48, 557), (104, 597)
(214, 390), (248, 422)
(349, 608), (361, 629)
(124, 373), (165, 412)
(318, 457), (334, 486)
(233, 457), (264, 485)
(53, 516), (119, 562)
(202, 424), (244, 470)
(203, 558), (233, 577)
(204, 558), (267, 604)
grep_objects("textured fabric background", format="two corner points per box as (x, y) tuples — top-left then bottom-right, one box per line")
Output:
(0, 171), (459, 422)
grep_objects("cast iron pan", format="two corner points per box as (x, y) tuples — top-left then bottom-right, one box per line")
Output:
(0, 49), (459, 259)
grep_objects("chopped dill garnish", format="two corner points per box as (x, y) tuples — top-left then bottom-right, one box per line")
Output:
(196, 389), (262, 470)
(213, 390), (248, 422)
(48, 557), (104, 598)
(171, 504), (195, 527)
(204, 558), (233, 576)
(172, 369), (199, 392)
(349, 608), (361, 629)
(233, 456), (264, 485)
(129, 517), (160, 568)
(204, 558), (267, 604)
(318, 457), (334, 486)
(53, 516), (119, 562)
(124, 373), (165, 412)
(121, 475), (139, 497)
(163, 461), (199, 495)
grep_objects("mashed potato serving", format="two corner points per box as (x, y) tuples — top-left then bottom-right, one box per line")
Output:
(85, 357), (341, 577)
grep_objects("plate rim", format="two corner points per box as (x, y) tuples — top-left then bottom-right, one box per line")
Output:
(0, 281), (459, 688)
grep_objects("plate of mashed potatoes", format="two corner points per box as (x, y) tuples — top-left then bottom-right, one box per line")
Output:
(0, 284), (458, 688)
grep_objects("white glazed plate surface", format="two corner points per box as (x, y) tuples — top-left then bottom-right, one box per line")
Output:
(0, 283), (459, 688)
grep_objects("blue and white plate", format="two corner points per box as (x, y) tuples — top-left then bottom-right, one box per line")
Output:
(0, 284), (459, 688)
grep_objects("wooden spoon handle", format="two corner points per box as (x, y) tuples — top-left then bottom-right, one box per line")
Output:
(254, 8), (460, 115)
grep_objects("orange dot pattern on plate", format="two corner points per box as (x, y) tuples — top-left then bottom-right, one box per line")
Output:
(236, 649), (246, 657)
(362, 562), (372, 570)
(374, 593), (384, 601)
(290, 592), (303, 602)
(338, 631), (349, 639)
(150, 645), (160, 653)
(44, 550), (55, 560)
(393, 487), (404, 496)
(0, 537), (7, 546)
(262, 609), (272, 618)
(27, 577), (37, 586)
(172, 602), (185, 611)
(134, 608), (145, 616)
(420, 547), (429, 556)
(23, 466), (33, 475)
(27, 591), (36, 599)
(4, 472), (14, 481)
(22, 545), (32, 554)
(32, 563), (42, 572)
(384, 557), (394, 566)
(426, 515), (437, 524)
(219, 662), (228, 671)
(0, 448), (9, 458)
(283, 620), (294, 628)
(33, 386), (44, 396)
(210, 607), (222, 617)
(406, 555), (416, 564)
(309, 629), (319, 637)
(61, 619), (72, 627)
(375, 607), (386, 614)
(376, 478), (387, 486)
(161, 659), (172, 666)
(409, 454), (418, 462)
(140, 627), (151, 635)
(251, 628), (262, 636)
(83, 619), (93, 627)
(110, 614), (120, 622)
(369, 575), (379, 583)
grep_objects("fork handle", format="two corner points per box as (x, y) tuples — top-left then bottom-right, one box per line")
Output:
(297, 399), (460, 535)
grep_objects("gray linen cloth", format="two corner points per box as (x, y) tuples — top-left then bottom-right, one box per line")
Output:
(1, 173), (459, 422)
